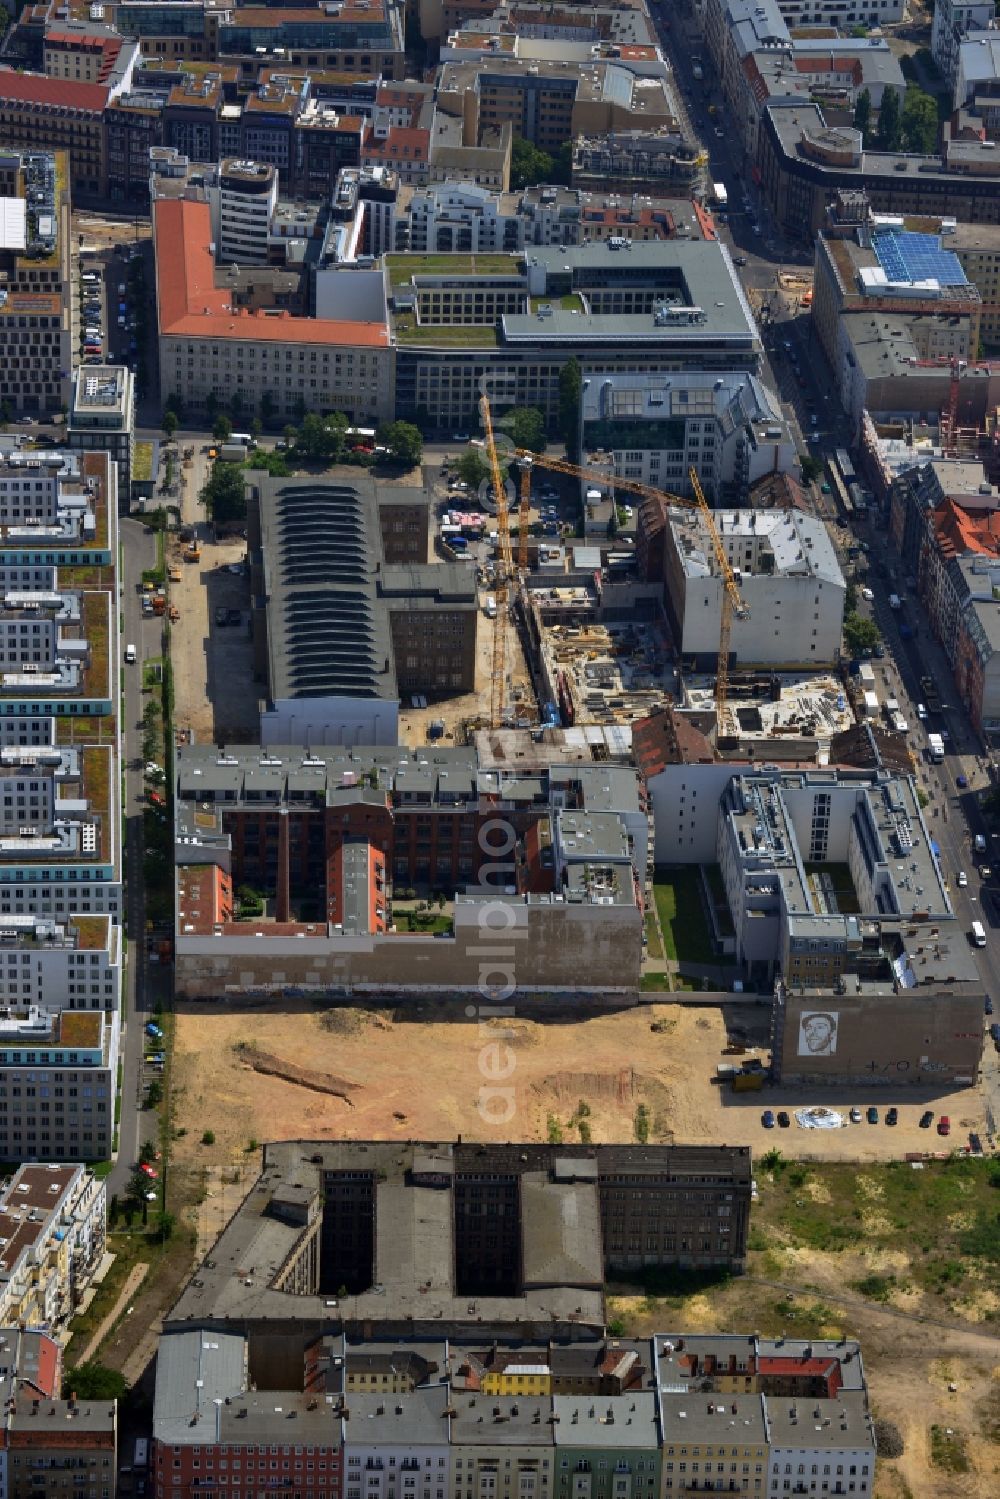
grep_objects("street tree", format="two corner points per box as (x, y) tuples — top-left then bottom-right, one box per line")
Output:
(376, 420), (423, 468)
(505, 406), (547, 453)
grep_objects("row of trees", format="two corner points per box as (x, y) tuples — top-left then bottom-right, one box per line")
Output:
(853, 85), (940, 156)
(198, 416), (424, 527)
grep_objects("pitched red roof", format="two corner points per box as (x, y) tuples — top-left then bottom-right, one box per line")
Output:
(933, 495), (1000, 559)
(0, 67), (109, 112)
(154, 197), (388, 348)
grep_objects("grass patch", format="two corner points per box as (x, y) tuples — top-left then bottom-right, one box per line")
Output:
(80, 592), (111, 701)
(644, 910), (663, 961)
(640, 971), (670, 992)
(770, 1294), (839, 1337)
(393, 317), (499, 347)
(653, 866), (727, 966)
(394, 912), (453, 935)
(385, 253), (520, 288)
(929, 1425), (969, 1474)
(754, 1157), (1000, 1300)
(850, 1272), (896, 1303)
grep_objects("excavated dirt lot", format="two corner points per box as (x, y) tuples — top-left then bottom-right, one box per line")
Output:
(172, 1001), (989, 1204)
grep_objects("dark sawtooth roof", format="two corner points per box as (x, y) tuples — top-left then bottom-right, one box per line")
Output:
(259, 479), (396, 702)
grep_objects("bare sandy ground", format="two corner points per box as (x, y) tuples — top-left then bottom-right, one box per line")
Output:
(172, 1001), (988, 1170)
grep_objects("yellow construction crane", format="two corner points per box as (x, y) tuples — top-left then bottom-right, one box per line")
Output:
(687, 466), (750, 726)
(508, 448), (749, 721)
(479, 390), (516, 728)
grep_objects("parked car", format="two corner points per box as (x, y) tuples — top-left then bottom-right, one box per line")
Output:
(761, 1110), (775, 1129)
(886, 1107), (898, 1126)
(849, 1107), (862, 1124)
(777, 1111), (790, 1128)
(214, 606), (228, 626)
(937, 1115), (951, 1136)
(139, 1161), (158, 1178)
(969, 1132), (983, 1155)
(734, 255), (748, 266)
(866, 1106), (879, 1124)
(920, 1110), (934, 1128)
(984, 995), (993, 1015)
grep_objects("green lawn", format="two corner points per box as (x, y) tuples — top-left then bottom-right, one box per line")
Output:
(395, 913), (453, 935)
(653, 866), (722, 966)
(385, 253), (521, 288)
(393, 317), (499, 347)
(754, 1155), (1000, 1301)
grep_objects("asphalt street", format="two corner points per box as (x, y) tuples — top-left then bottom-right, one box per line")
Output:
(108, 516), (162, 1202)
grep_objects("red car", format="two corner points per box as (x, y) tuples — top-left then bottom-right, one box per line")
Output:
(139, 1161), (159, 1178)
(937, 1116), (951, 1137)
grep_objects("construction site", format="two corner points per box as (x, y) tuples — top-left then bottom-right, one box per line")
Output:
(682, 671), (855, 750)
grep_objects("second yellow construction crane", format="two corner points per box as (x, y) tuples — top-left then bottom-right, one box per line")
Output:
(506, 448), (749, 724)
(479, 390), (515, 729)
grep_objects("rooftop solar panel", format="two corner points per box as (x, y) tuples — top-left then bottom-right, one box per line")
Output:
(872, 229), (968, 288)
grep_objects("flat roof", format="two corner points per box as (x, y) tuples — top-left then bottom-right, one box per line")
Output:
(0, 197), (26, 252)
(768, 1390), (873, 1450)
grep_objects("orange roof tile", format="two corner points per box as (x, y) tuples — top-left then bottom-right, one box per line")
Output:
(933, 495), (1000, 558)
(0, 66), (108, 112)
(154, 198), (389, 348)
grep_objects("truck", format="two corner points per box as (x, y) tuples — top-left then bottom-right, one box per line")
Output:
(218, 441), (249, 463)
(858, 661), (876, 689)
(711, 182), (728, 207)
(921, 675), (943, 713)
(862, 689), (879, 719)
(927, 733), (945, 763)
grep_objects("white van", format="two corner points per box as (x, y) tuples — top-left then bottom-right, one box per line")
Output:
(971, 920), (987, 947)
(124, 643), (137, 663)
(484, 594), (497, 619)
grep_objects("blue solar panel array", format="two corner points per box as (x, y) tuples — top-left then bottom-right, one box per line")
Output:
(872, 230), (968, 287)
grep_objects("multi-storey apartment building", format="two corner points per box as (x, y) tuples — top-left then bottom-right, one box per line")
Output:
(172, 741), (648, 997)
(812, 205), (982, 371)
(0, 914), (119, 1010)
(0, 150), (73, 417)
(757, 101), (1000, 241)
(661, 507), (846, 669)
(151, 1327), (875, 1499)
(0, 1326), (118, 1496)
(0, 1005), (119, 1162)
(0, 1162), (106, 1326)
(931, 0), (995, 84)
(580, 371), (796, 504)
(637, 755), (985, 1086)
(66, 366), (136, 495)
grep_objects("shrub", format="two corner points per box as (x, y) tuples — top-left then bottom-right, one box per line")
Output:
(201, 1129), (216, 1145)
